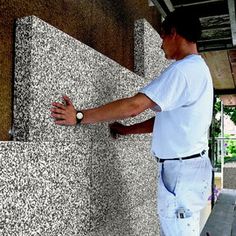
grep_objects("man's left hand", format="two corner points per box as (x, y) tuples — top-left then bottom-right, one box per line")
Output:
(51, 95), (77, 126)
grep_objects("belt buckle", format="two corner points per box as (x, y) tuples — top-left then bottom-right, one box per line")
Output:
(200, 150), (206, 157)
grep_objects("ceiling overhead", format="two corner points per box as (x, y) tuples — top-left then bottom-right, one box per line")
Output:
(151, 0), (236, 97)
(151, 0), (236, 51)
(201, 50), (235, 94)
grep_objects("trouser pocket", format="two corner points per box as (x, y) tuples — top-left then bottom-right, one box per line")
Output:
(157, 163), (180, 218)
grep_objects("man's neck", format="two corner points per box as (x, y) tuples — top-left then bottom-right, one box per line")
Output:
(175, 38), (198, 60)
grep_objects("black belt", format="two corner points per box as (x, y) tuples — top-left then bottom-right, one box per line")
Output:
(157, 150), (206, 163)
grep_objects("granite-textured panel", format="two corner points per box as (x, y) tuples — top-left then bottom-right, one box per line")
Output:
(134, 19), (171, 79)
(12, 15), (160, 235)
(0, 139), (159, 235)
(89, 199), (159, 236)
(0, 141), (91, 235)
(89, 137), (158, 232)
(14, 15), (153, 142)
(223, 162), (236, 189)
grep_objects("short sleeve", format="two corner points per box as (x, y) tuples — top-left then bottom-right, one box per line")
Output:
(139, 66), (189, 111)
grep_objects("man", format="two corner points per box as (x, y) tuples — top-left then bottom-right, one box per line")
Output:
(51, 8), (213, 236)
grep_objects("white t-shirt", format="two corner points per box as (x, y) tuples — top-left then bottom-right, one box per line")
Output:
(139, 54), (213, 158)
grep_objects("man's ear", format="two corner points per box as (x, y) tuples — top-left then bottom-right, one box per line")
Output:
(170, 28), (177, 39)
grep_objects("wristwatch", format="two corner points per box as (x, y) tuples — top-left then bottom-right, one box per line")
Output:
(76, 111), (84, 124)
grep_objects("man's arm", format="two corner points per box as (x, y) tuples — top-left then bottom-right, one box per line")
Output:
(109, 117), (155, 138)
(51, 93), (156, 125)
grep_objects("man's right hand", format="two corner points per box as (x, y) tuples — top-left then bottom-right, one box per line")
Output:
(109, 122), (128, 139)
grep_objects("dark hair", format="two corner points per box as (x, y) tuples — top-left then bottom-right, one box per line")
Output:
(161, 8), (202, 42)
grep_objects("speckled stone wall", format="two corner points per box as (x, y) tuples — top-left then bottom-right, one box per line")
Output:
(0, 139), (158, 235)
(89, 137), (158, 235)
(0, 141), (91, 235)
(223, 162), (236, 189)
(13, 16), (153, 142)
(2, 15), (160, 235)
(0, 0), (161, 141)
(134, 19), (170, 79)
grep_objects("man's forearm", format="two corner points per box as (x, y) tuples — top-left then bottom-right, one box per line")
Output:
(80, 97), (139, 124)
(80, 94), (156, 124)
(125, 117), (155, 134)
(51, 93), (156, 126)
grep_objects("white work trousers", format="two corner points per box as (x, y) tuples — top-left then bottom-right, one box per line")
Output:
(157, 153), (212, 236)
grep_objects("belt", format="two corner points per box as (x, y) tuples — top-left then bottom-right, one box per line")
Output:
(157, 150), (206, 163)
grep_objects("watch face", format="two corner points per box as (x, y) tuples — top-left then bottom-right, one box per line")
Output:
(76, 112), (84, 120)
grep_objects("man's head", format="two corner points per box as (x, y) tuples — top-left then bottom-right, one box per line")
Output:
(161, 8), (201, 43)
(160, 8), (201, 60)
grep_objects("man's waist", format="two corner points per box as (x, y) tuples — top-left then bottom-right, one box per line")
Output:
(156, 150), (206, 163)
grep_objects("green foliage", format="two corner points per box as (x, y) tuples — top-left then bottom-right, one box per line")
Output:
(211, 118), (221, 138)
(227, 139), (236, 156)
(214, 136), (236, 168)
(212, 98), (221, 138)
(224, 135), (236, 159)
(214, 98), (236, 125)
(214, 99), (221, 113)
(211, 97), (236, 169)
(212, 97), (236, 138)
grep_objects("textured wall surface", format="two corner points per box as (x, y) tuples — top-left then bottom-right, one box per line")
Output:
(13, 16), (153, 142)
(0, 139), (157, 235)
(223, 162), (236, 189)
(89, 137), (158, 235)
(0, 142), (91, 235)
(0, 0), (161, 141)
(1, 15), (162, 235)
(134, 19), (170, 79)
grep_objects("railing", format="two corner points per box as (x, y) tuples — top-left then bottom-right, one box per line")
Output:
(213, 137), (236, 187)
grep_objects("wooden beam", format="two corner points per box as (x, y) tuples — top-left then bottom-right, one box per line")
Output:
(199, 45), (233, 52)
(228, 49), (236, 62)
(198, 37), (232, 43)
(162, 0), (174, 11)
(201, 50), (235, 89)
(201, 27), (231, 40)
(220, 94), (236, 106)
(200, 15), (230, 30)
(228, 50), (236, 87)
(174, 0), (224, 8)
(148, 0), (154, 6)
(151, 0), (175, 17)
(174, 1), (228, 18)
(198, 38), (233, 52)
(151, 0), (168, 16)
(215, 89), (236, 95)
(228, 0), (236, 46)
